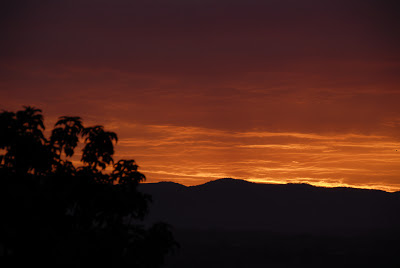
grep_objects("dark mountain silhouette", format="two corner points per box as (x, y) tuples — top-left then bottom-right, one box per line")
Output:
(140, 178), (400, 235)
(139, 178), (400, 268)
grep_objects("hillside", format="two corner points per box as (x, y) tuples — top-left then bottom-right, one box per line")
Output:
(138, 179), (400, 267)
(139, 178), (400, 235)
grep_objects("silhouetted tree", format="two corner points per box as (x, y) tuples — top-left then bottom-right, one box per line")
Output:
(51, 116), (84, 158)
(0, 106), (53, 174)
(81, 125), (118, 170)
(112, 159), (146, 185)
(0, 106), (177, 268)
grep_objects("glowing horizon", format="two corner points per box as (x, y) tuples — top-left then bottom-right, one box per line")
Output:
(58, 123), (400, 192)
(144, 177), (400, 193)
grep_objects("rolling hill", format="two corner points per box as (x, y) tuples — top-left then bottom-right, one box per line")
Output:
(138, 178), (400, 267)
(139, 178), (400, 235)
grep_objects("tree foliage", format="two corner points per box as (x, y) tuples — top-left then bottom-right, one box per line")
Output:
(0, 106), (177, 268)
(51, 116), (84, 158)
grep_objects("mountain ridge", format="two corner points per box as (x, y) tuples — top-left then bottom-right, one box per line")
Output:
(139, 178), (400, 235)
(142, 178), (398, 194)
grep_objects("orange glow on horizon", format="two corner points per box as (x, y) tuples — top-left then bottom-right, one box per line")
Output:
(109, 125), (400, 192)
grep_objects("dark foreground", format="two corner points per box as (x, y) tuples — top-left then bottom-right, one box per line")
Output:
(164, 229), (400, 268)
(139, 178), (400, 268)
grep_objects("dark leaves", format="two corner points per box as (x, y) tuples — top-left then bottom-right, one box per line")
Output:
(81, 125), (118, 170)
(112, 159), (146, 185)
(51, 116), (83, 158)
(0, 106), (177, 268)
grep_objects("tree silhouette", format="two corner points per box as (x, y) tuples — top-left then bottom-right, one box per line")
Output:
(0, 106), (52, 174)
(81, 125), (118, 170)
(0, 106), (177, 268)
(51, 116), (84, 158)
(112, 159), (146, 185)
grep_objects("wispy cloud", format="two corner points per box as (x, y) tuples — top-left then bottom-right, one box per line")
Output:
(109, 123), (400, 191)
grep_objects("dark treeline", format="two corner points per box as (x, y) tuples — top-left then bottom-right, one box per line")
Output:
(0, 106), (177, 268)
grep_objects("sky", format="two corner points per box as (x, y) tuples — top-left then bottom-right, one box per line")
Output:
(1, 0), (400, 191)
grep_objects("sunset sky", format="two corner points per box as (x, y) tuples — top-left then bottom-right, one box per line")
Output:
(1, 0), (400, 191)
